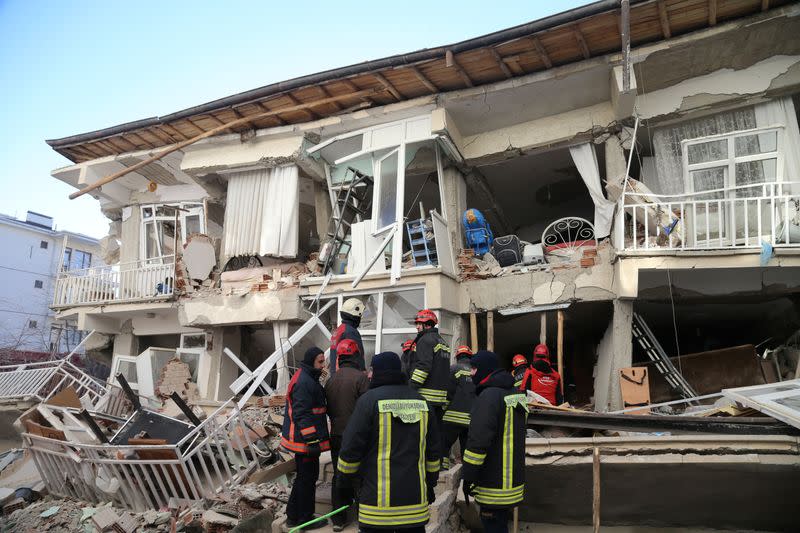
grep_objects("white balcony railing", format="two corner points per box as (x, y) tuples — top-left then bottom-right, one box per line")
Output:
(53, 255), (176, 308)
(621, 181), (800, 252)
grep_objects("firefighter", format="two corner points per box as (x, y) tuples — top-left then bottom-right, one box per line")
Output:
(407, 309), (450, 471)
(337, 351), (441, 533)
(511, 354), (528, 389)
(441, 345), (475, 469)
(400, 338), (416, 380)
(521, 343), (563, 405)
(281, 347), (330, 530)
(325, 339), (369, 531)
(330, 298), (366, 374)
(462, 350), (528, 533)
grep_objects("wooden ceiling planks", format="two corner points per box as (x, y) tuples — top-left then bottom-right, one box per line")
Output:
(55, 0), (776, 163)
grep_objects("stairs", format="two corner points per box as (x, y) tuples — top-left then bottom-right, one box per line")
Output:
(632, 313), (697, 399)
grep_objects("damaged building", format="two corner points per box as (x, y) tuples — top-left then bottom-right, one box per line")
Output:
(5, 0), (800, 531)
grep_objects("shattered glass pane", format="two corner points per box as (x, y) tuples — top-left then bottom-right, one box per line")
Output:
(377, 151), (399, 230)
(359, 294), (380, 330)
(117, 360), (138, 384)
(381, 289), (424, 329)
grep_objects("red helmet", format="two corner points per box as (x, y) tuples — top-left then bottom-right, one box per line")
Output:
(512, 354), (528, 368)
(414, 309), (438, 325)
(533, 344), (550, 359)
(337, 339), (360, 357)
(401, 339), (416, 352)
(455, 345), (473, 358)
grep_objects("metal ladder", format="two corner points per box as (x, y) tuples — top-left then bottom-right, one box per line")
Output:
(406, 217), (438, 266)
(632, 313), (697, 399)
(319, 167), (374, 275)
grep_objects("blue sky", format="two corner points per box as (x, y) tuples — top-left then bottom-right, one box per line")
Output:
(0, 0), (590, 238)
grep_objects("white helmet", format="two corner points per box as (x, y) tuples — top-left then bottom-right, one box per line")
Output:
(342, 298), (365, 318)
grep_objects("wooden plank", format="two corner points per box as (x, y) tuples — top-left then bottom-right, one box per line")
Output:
(128, 131), (157, 150)
(709, 0), (718, 24)
(407, 66), (438, 93)
(373, 72), (403, 100)
(530, 37), (553, 68)
(658, 0), (672, 38)
(557, 310), (565, 396)
(160, 124), (190, 142)
(573, 26), (591, 59)
(470, 313), (478, 352)
(68, 88), (379, 199)
(488, 48), (513, 78)
(592, 447), (601, 533)
(285, 92), (320, 120)
(184, 118), (208, 135)
(446, 51), (475, 88)
(487, 311), (494, 352)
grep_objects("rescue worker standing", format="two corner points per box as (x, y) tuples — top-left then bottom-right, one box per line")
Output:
(511, 354), (528, 389)
(521, 343), (563, 405)
(400, 339), (415, 380)
(462, 350), (528, 533)
(330, 298), (366, 373)
(337, 352), (441, 533)
(441, 345), (475, 469)
(325, 339), (370, 531)
(281, 347), (330, 530)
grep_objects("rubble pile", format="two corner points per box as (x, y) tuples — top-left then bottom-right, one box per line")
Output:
(0, 482), (288, 533)
(156, 359), (200, 404)
(220, 263), (310, 296)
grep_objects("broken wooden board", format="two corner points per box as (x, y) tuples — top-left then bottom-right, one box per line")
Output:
(246, 458), (296, 485)
(619, 366), (651, 415)
(45, 386), (82, 408)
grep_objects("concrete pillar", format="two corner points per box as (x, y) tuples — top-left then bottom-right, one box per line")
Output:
(112, 320), (137, 357)
(119, 207), (141, 264)
(205, 326), (241, 401)
(593, 299), (633, 411)
(313, 180), (332, 243)
(441, 166), (467, 252)
(605, 134), (628, 250)
(273, 321), (290, 391)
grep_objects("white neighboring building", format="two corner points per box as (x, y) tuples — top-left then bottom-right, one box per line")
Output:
(0, 210), (101, 362)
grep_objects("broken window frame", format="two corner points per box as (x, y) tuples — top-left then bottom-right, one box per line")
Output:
(139, 202), (205, 263)
(309, 115), (453, 286)
(722, 380), (800, 430)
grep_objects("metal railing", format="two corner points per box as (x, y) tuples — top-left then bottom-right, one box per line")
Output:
(23, 399), (263, 511)
(621, 181), (800, 251)
(52, 255), (176, 308)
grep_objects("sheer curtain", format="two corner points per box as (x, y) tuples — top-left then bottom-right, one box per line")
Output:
(755, 96), (800, 187)
(569, 142), (615, 238)
(223, 165), (299, 258)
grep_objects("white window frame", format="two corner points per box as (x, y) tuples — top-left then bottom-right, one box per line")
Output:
(682, 125), (785, 196)
(722, 380), (800, 430)
(374, 147), (403, 235)
(110, 354), (141, 392)
(140, 202), (205, 262)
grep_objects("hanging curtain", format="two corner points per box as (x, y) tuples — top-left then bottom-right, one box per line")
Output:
(223, 165), (299, 258)
(755, 96), (800, 188)
(569, 142), (615, 238)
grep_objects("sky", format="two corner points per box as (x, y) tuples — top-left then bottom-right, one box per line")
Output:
(0, 0), (591, 239)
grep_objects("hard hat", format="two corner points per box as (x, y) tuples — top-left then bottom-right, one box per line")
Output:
(336, 339), (360, 357)
(401, 339), (415, 352)
(414, 309), (438, 325)
(533, 344), (550, 359)
(342, 298), (365, 318)
(455, 345), (473, 358)
(512, 354), (528, 368)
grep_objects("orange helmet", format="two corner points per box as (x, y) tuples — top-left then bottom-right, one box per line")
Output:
(336, 339), (360, 358)
(533, 344), (550, 359)
(455, 345), (473, 358)
(512, 354), (528, 368)
(401, 339), (416, 352)
(414, 309), (438, 325)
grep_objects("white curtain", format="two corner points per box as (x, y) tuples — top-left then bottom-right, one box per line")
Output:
(569, 142), (615, 238)
(223, 165), (299, 258)
(755, 96), (800, 186)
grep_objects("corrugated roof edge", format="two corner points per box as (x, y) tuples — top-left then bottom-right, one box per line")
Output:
(46, 0), (634, 148)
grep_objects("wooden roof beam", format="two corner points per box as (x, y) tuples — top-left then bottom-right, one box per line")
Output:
(708, 0), (717, 25)
(160, 124), (190, 142)
(114, 135), (140, 152)
(407, 66), (439, 93)
(128, 132), (157, 150)
(657, 0), (672, 39)
(82, 143), (108, 158)
(487, 48), (513, 78)
(184, 118), (208, 135)
(501, 56), (525, 76)
(340, 79), (376, 106)
(573, 26), (591, 59)
(445, 50), (474, 88)
(762, 0), (770, 10)
(149, 127), (176, 146)
(286, 93), (321, 120)
(530, 37), (553, 69)
(373, 72), (403, 100)
(317, 86), (344, 110)
(251, 101), (287, 125)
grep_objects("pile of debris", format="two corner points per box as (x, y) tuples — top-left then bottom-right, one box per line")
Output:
(220, 263), (310, 296)
(0, 481), (288, 533)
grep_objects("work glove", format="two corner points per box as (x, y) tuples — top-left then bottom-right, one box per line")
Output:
(306, 440), (322, 456)
(426, 470), (439, 504)
(461, 463), (478, 496)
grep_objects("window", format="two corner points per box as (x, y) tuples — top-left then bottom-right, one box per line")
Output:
(40, 240), (48, 249)
(62, 247), (71, 270)
(140, 203), (205, 261)
(34, 280), (43, 289)
(28, 320), (37, 329)
(62, 247), (92, 271)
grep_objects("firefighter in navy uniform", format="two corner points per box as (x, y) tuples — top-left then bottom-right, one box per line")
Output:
(521, 343), (563, 405)
(441, 345), (475, 469)
(400, 339), (416, 380)
(281, 347), (330, 530)
(511, 354), (528, 390)
(337, 352), (441, 533)
(330, 298), (366, 374)
(462, 350), (529, 533)
(407, 309), (450, 473)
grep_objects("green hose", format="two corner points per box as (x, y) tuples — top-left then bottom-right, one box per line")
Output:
(288, 505), (350, 533)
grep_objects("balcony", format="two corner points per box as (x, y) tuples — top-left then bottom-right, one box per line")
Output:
(53, 255), (176, 308)
(620, 182), (800, 252)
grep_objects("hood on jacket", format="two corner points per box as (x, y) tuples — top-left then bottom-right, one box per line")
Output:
(297, 361), (323, 381)
(532, 359), (555, 373)
(340, 311), (362, 329)
(370, 351), (405, 388)
(470, 350), (498, 385)
(477, 368), (515, 393)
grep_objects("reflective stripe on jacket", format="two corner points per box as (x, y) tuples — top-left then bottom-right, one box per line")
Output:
(408, 328), (450, 405)
(443, 363), (475, 426)
(281, 363), (330, 454)
(337, 384), (441, 528)
(463, 370), (528, 509)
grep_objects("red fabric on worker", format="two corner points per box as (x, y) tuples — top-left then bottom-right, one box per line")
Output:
(525, 366), (561, 405)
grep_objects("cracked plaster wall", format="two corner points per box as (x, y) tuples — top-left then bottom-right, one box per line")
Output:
(593, 299), (633, 412)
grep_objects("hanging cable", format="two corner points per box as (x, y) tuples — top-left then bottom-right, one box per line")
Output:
(666, 268), (685, 379)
